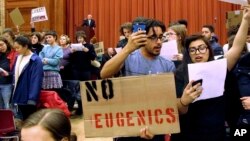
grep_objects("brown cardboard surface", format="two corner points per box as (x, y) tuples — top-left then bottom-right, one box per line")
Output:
(80, 73), (180, 138)
(226, 10), (243, 29)
(94, 42), (104, 56)
(9, 8), (25, 26)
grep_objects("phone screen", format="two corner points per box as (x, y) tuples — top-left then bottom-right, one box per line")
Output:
(133, 23), (146, 32)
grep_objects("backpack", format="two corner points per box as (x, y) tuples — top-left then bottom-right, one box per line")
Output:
(235, 53), (250, 125)
(37, 90), (71, 117)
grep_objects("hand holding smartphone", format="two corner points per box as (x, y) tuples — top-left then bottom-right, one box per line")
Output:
(133, 22), (146, 32)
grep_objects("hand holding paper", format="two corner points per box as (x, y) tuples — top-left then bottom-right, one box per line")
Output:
(188, 59), (227, 102)
(71, 43), (85, 52)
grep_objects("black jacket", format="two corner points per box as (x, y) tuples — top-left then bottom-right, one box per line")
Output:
(0, 53), (12, 84)
(82, 19), (96, 28)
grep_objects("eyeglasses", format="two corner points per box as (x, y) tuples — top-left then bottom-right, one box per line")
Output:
(147, 35), (166, 42)
(189, 44), (208, 55)
(165, 32), (177, 36)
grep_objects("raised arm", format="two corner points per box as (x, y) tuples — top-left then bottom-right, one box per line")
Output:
(100, 31), (147, 78)
(225, 5), (250, 71)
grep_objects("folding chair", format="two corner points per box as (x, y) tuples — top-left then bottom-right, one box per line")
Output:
(0, 109), (19, 141)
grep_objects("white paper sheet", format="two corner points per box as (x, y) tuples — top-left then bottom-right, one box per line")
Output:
(188, 58), (227, 102)
(71, 43), (84, 51)
(219, 0), (248, 5)
(160, 40), (178, 60)
(114, 47), (122, 54)
(31, 7), (48, 22)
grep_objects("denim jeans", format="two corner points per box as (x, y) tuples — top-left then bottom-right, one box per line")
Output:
(63, 80), (80, 100)
(0, 84), (13, 109)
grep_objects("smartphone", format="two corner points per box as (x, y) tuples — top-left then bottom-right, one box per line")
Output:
(192, 79), (203, 87)
(133, 22), (146, 32)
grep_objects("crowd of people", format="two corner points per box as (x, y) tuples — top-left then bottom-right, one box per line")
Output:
(1, 5), (250, 141)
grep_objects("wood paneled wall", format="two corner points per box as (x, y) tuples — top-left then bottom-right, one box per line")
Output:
(5, 0), (241, 48)
(66, 0), (240, 48)
(5, 0), (66, 36)
(0, 0), (5, 32)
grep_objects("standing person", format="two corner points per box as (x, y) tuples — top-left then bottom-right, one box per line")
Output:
(69, 31), (97, 115)
(82, 14), (96, 42)
(116, 22), (133, 48)
(30, 32), (44, 55)
(101, 18), (199, 141)
(21, 109), (76, 141)
(58, 34), (77, 112)
(71, 31), (96, 81)
(0, 37), (13, 109)
(165, 24), (187, 61)
(11, 35), (43, 120)
(58, 34), (72, 80)
(39, 31), (64, 98)
(171, 6), (250, 141)
(2, 28), (18, 71)
(202, 24), (224, 57)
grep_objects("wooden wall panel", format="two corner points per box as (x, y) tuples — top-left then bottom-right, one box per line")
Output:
(0, 0), (5, 32)
(5, 0), (241, 48)
(66, 0), (241, 48)
(5, 0), (66, 36)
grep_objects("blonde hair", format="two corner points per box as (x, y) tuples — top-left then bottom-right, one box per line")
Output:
(169, 24), (187, 53)
(59, 34), (71, 45)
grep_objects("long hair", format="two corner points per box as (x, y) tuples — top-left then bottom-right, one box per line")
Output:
(30, 32), (42, 43)
(119, 22), (132, 36)
(175, 34), (214, 85)
(22, 109), (71, 141)
(2, 28), (15, 42)
(0, 36), (12, 54)
(169, 24), (187, 53)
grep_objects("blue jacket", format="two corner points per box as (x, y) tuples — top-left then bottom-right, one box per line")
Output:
(12, 54), (44, 105)
(39, 45), (63, 71)
(210, 37), (224, 56)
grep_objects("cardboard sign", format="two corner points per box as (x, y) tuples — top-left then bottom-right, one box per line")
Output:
(31, 7), (48, 22)
(9, 8), (25, 26)
(93, 42), (104, 56)
(226, 10), (243, 29)
(80, 73), (180, 138)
